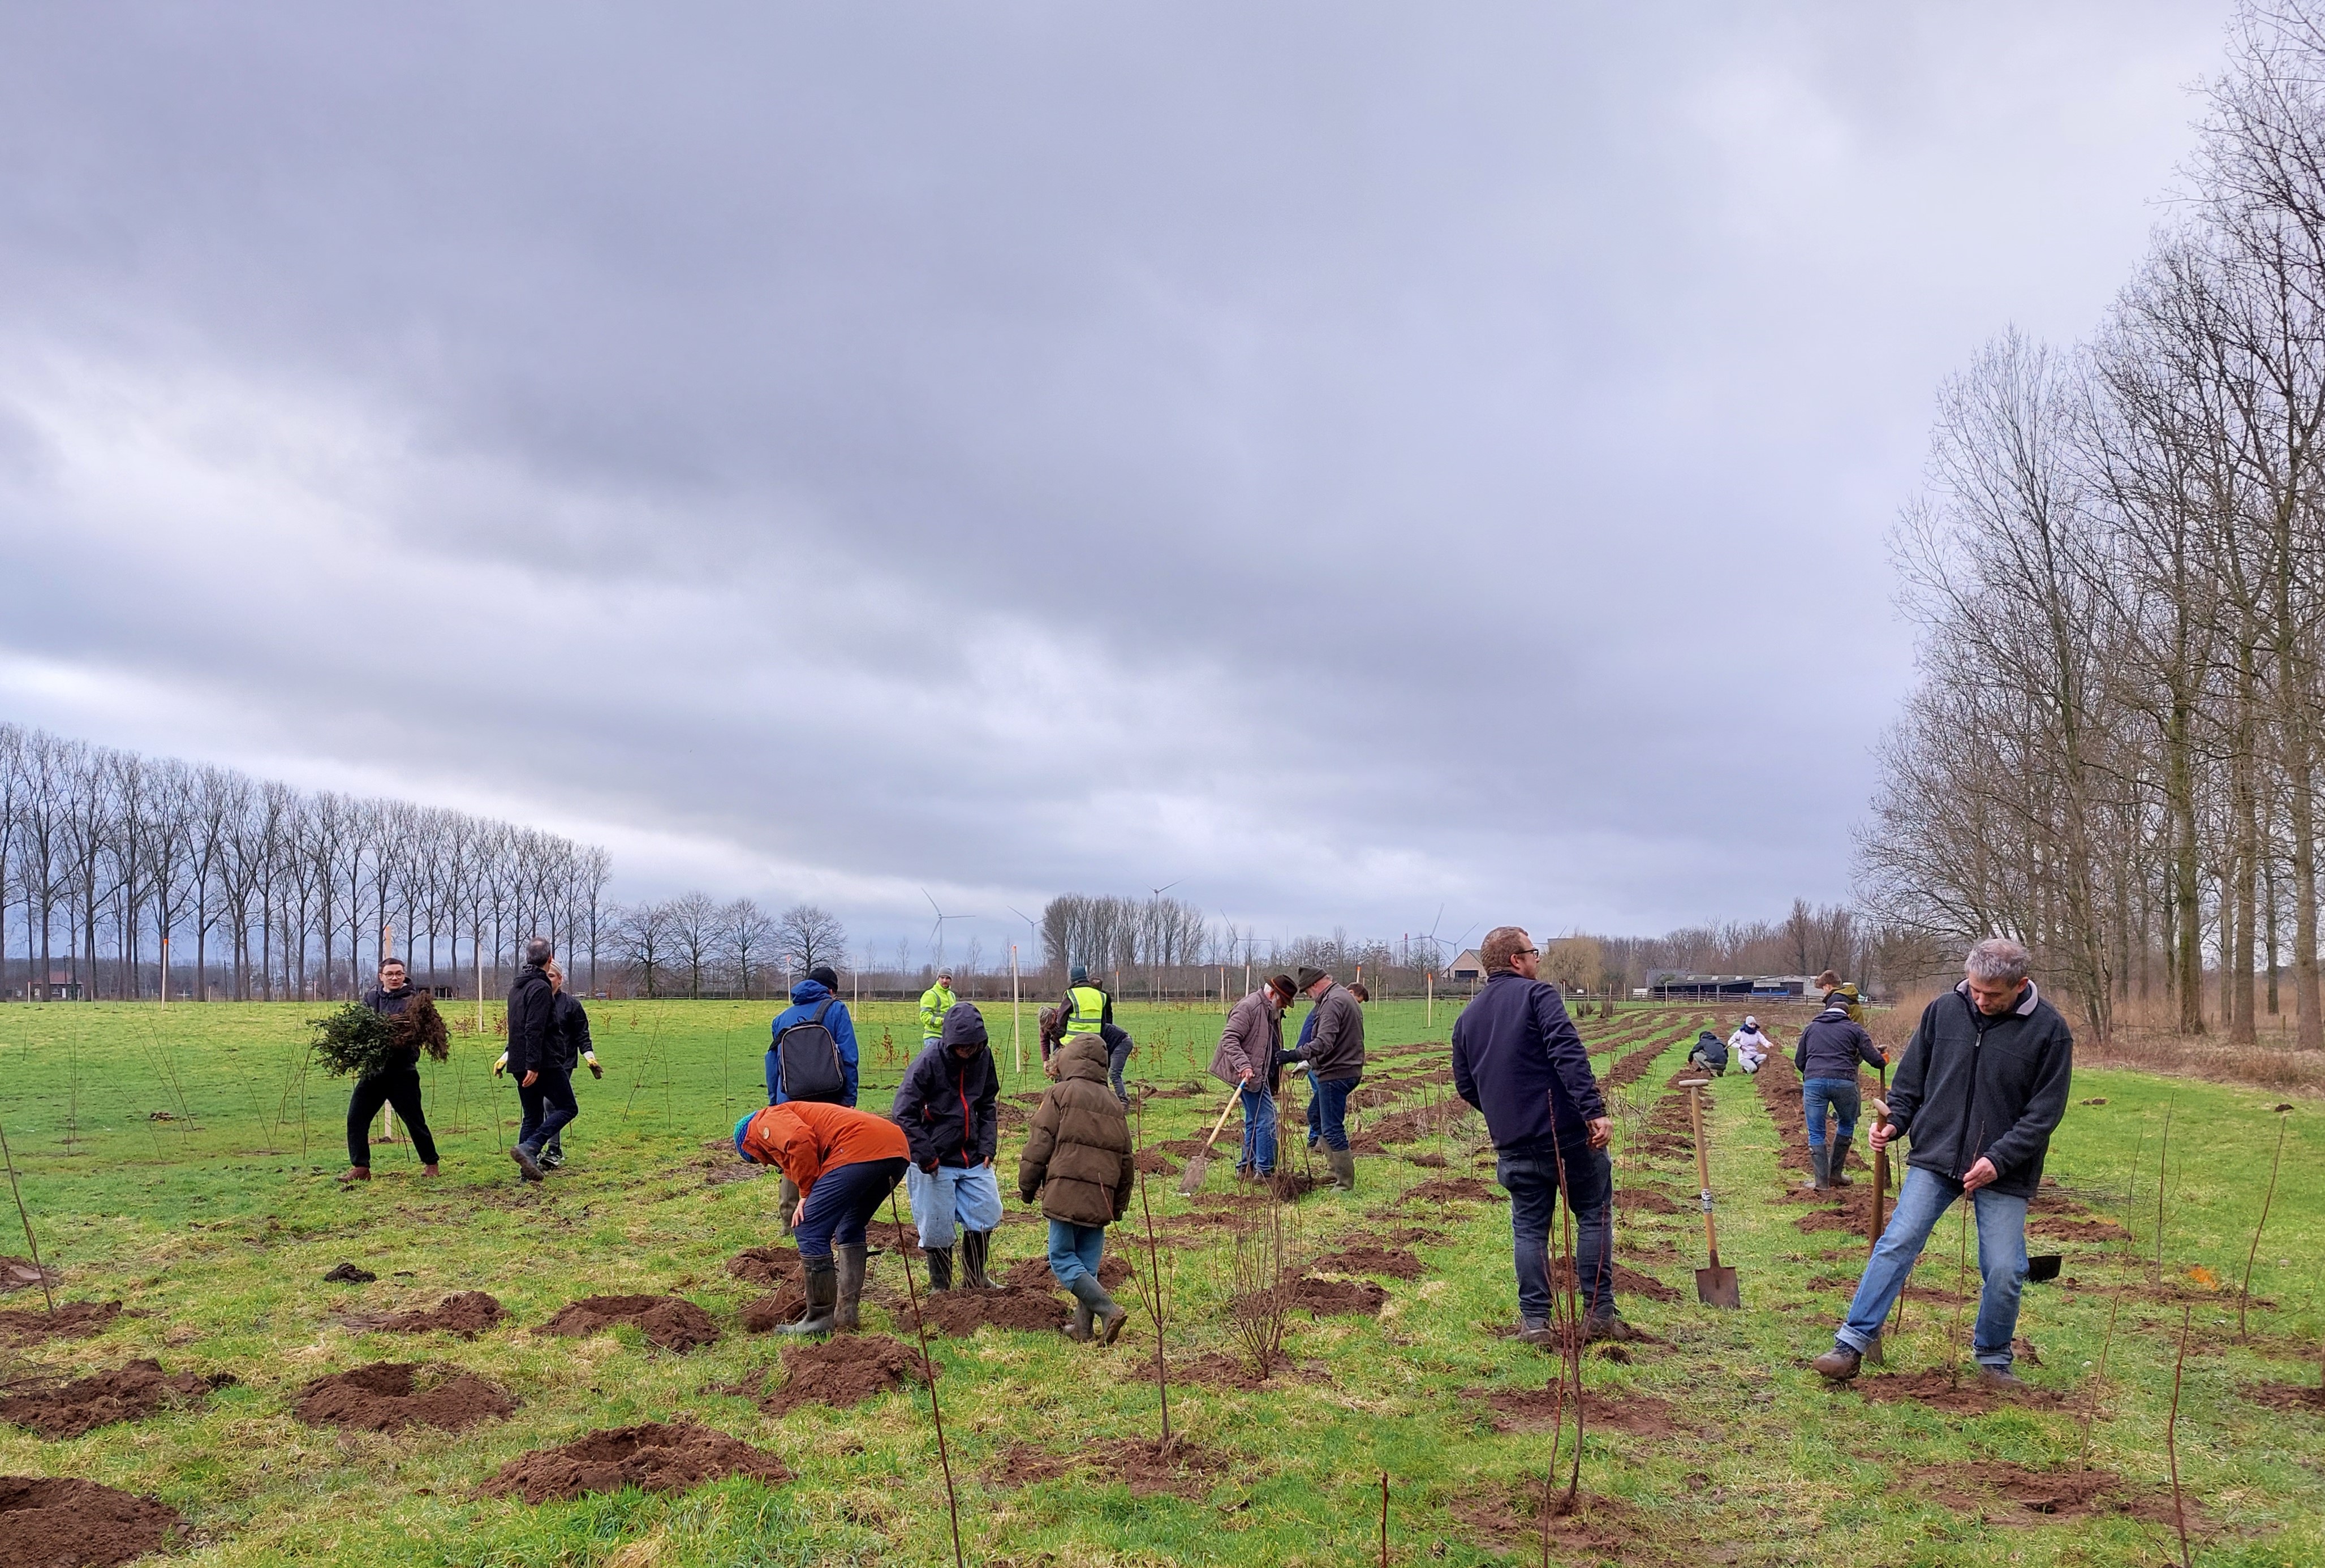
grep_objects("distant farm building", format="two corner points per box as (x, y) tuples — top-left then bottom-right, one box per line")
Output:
(1445, 950), (1486, 983)
(1639, 972), (1823, 1002)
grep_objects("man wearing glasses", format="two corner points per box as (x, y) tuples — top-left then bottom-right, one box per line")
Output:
(1452, 925), (1633, 1345)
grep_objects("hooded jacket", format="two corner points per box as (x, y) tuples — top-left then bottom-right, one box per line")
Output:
(917, 982), (957, 1041)
(549, 989), (592, 1072)
(1301, 983), (1366, 1082)
(505, 964), (556, 1078)
(1795, 1005), (1885, 1080)
(765, 978), (861, 1106)
(736, 1100), (909, 1204)
(892, 1002), (1000, 1170)
(1886, 980), (2074, 1200)
(1018, 1033), (1134, 1225)
(1689, 1030), (1730, 1068)
(1451, 970), (1606, 1156)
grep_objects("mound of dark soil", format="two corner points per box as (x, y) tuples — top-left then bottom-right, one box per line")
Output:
(759, 1334), (934, 1415)
(1398, 1178), (1495, 1205)
(1550, 1258), (1681, 1303)
(536, 1295), (720, 1352)
(2242, 1380), (2325, 1412)
(725, 1247), (799, 1287)
(0, 1301), (120, 1345)
(2026, 1214), (2130, 1242)
(1469, 1386), (1685, 1438)
(360, 1291), (507, 1338)
(1156, 1136), (1216, 1158)
(1619, 1188), (1685, 1214)
(1001, 1254), (1130, 1291)
(0, 1476), (183, 1568)
(1447, 1483), (1641, 1558)
(293, 1362), (517, 1433)
(902, 1287), (1072, 1336)
(1846, 1371), (2061, 1415)
(739, 1287), (810, 1333)
(1906, 1461), (2183, 1524)
(1283, 1274), (1387, 1316)
(1403, 1151), (1447, 1168)
(862, 1221), (925, 1259)
(482, 1421), (790, 1504)
(0, 1257), (58, 1295)
(991, 1436), (1232, 1499)
(321, 1262), (377, 1283)
(1310, 1246), (1423, 1280)
(1133, 1148), (1177, 1175)
(0, 1360), (232, 1441)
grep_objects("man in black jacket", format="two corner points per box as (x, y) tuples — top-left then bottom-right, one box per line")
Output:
(892, 1001), (1002, 1290)
(1452, 926), (1630, 1345)
(1794, 998), (1888, 1190)
(1812, 938), (2073, 1388)
(1297, 966), (1367, 1191)
(339, 958), (441, 1184)
(505, 937), (568, 1182)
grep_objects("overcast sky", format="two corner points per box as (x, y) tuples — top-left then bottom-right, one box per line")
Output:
(0, 3), (2233, 962)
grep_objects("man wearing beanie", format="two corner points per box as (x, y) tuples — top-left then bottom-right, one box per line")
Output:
(764, 963), (860, 1238)
(893, 1001), (1004, 1290)
(1294, 966), (1366, 1191)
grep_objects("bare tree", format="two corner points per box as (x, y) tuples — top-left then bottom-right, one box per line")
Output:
(776, 903), (847, 976)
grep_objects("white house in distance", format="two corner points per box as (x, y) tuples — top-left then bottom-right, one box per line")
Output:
(1444, 950), (1485, 983)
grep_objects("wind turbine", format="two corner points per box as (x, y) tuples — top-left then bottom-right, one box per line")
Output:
(923, 888), (974, 975)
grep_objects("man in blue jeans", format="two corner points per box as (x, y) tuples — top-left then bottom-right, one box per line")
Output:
(1794, 993), (1886, 1190)
(1295, 967), (1367, 1191)
(1813, 937), (2074, 1389)
(1452, 926), (1631, 1345)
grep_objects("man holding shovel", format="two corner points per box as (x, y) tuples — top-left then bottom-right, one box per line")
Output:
(1208, 972), (1298, 1179)
(1811, 937), (2073, 1389)
(1452, 927), (1632, 1346)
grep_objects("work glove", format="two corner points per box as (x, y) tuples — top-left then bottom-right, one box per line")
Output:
(584, 1050), (603, 1079)
(491, 1052), (508, 1078)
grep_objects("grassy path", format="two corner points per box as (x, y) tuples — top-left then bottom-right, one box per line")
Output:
(0, 1001), (2319, 1565)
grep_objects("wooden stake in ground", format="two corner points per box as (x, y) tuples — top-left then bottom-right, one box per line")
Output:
(2167, 1303), (2194, 1568)
(2152, 1105), (2173, 1287)
(2240, 1108), (2292, 1338)
(0, 1106), (56, 1313)
(1379, 1471), (1388, 1568)
(886, 1188), (965, 1568)
(1131, 1104), (1173, 1447)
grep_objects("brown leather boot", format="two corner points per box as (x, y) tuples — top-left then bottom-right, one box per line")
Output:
(1810, 1344), (1862, 1381)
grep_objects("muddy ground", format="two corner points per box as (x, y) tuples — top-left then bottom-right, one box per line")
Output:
(482, 1421), (790, 1504)
(754, 1334), (933, 1416)
(293, 1362), (518, 1433)
(0, 1359), (231, 1440)
(536, 1294), (720, 1352)
(0, 1476), (184, 1568)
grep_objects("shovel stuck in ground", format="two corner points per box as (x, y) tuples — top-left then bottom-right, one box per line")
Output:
(1681, 1079), (1741, 1309)
(1176, 1091), (1243, 1195)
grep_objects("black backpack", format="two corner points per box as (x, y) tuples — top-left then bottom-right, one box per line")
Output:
(777, 999), (847, 1103)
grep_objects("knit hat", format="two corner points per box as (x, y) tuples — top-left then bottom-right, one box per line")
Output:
(1268, 973), (1297, 1001)
(1069, 964), (1089, 985)
(1295, 966), (1328, 992)
(808, 964), (838, 990)
(1742, 1016), (1758, 1030)
(733, 1113), (756, 1161)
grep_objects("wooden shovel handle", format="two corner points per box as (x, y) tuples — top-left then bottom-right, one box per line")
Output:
(1687, 1084), (1719, 1265)
(1197, 1091), (1241, 1155)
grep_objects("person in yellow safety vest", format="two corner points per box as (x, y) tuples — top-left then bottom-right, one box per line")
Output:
(918, 969), (957, 1048)
(1052, 964), (1113, 1078)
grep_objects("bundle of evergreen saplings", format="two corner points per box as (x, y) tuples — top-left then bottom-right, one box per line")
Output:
(309, 994), (453, 1078)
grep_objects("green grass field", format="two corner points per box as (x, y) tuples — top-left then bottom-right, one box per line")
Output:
(1, 997), (2320, 1567)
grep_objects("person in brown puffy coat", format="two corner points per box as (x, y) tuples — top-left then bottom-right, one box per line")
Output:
(1019, 1032), (1135, 1343)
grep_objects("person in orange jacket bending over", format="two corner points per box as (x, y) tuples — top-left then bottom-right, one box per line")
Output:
(734, 1100), (910, 1336)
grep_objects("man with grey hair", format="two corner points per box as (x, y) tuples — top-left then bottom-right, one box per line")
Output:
(1811, 937), (2073, 1388)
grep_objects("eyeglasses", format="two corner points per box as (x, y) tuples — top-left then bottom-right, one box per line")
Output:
(1514, 948), (1539, 958)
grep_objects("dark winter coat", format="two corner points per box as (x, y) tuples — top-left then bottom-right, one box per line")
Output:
(892, 1003), (1000, 1170)
(1451, 971), (1607, 1156)
(1209, 989), (1285, 1091)
(505, 964), (556, 1078)
(1302, 983), (1366, 1082)
(1887, 981), (2074, 1200)
(549, 990), (592, 1072)
(1794, 1006), (1885, 1080)
(360, 985), (423, 1076)
(1018, 1033), (1134, 1225)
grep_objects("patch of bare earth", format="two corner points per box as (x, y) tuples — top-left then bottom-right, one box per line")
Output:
(1398, 1178), (1495, 1205)
(1907, 1461), (2191, 1526)
(482, 1421), (790, 1504)
(348, 1291), (507, 1338)
(740, 1287), (810, 1332)
(1551, 1258), (1681, 1303)
(1310, 1245), (1423, 1280)
(898, 1287), (1071, 1336)
(989, 1436), (1232, 1500)
(726, 1246), (800, 1287)
(0, 1301), (120, 1346)
(1465, 1386), (1685, 1438)
(536, 1294), (720, 1352)
(1000, 1253), (1129, 1291)
(1448, 1484), (1650, 1563)
(1281, 1274), (1387, 1316)
(0, 1477), (183, 1568)
(2242, 1380), (2325, 1412)
(293, 1362), (518, 1433)
(756, 1334), (933, 1415)
(1847, 1371), (2061, 1415)
(0, 1258), (59, 1295)
(0, 1360), (233, 1440)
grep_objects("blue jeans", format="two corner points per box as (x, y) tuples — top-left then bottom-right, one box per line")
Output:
(1836, 1165), (2030, 1368)
(1304, 1070), (1322, 1147)
(1236, 1087), (1278, 1175)
(1108, 1037), (1134, 1104)
(1803, 1076), (1862, 1148)
(1047, 1220), (1107, 1290)
(796, 1157), (907, 1261)
(516, 1069), (578, 1158)
(905, 1160), (1004, 1247)
(1311, 1076), (1357, 1152)
(1497, 1141), (1613, 1324)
